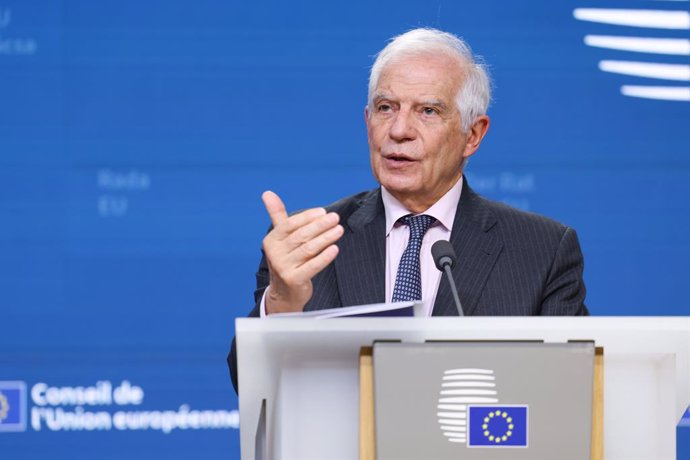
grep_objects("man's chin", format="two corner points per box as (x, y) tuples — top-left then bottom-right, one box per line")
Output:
(379, 177), (416, 193)
(380, 182), (422, 202)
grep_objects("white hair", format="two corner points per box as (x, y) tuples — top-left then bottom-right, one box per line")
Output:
(368, 28), (491, 133)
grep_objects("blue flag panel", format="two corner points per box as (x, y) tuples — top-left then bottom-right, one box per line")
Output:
(468, 405), (528, 447)
(0, 382), (27, 432)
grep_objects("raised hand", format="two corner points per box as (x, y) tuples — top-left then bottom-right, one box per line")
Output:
(261, 191), (344, 314)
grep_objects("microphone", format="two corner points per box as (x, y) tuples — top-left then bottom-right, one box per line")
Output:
(431, 240), (464, 316)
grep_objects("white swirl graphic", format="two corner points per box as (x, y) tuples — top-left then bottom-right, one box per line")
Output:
(574, 6), (690, 101)
(437, 369), (498, 444)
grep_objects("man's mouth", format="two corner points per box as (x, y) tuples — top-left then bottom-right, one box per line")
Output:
(384, 153), (415, 162)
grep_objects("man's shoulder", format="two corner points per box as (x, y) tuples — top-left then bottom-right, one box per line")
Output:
(469, 188), (571, 240)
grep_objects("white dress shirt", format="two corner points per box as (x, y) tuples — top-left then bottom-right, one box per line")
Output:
(382, 177), (462, 316)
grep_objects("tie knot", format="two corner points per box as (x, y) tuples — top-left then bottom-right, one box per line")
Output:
(401, 214), (436, 240)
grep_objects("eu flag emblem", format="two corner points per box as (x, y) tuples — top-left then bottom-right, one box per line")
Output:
(468, 405), (528, 447)
(0, 381), (27, 432)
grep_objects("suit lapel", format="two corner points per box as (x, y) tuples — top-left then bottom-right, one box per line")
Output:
(432, 180), (504, 316)
(335, 189), (387, 307)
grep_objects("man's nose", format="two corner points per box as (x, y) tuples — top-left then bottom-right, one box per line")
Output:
(389, 108), (416, 142)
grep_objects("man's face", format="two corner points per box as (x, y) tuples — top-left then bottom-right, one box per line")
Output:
(366, 53), (484, 213)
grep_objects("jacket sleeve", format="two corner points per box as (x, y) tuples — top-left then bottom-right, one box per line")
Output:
(227, 250), (270, 394)
(540, 227), (589, 316)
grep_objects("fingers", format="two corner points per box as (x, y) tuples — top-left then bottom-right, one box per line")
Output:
(296, 244), (340, 279)
(262, 191), (340, 248)
(277, 208), (329, 236)
(294, 222), (344, 263)
(263, 190), (331, 236)
(287, 211), (339, 246)
(281, 224), (343, 284)
(260, 190), (346, 313)
(261, 190), (344, 313)
(264, 213), (343, 275)
(262, 190), (289, 226)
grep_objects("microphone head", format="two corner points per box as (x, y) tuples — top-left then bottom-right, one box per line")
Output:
(431, 240), (457, 271)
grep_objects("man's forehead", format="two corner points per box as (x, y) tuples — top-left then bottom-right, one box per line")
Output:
(376, 53), (464, 87)
(382, 51), (465, 75)
(374, 58), (463, 102)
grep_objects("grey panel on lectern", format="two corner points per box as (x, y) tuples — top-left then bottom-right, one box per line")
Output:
(373, 342), (594, 460)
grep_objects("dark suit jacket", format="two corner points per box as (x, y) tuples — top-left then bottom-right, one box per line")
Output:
(228, 179), (588, 392)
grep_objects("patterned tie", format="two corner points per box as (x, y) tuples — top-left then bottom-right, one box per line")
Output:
(392, 214), (436, 302)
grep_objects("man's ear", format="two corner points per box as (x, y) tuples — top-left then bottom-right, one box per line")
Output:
(462, 115), (490, 160)
(364, 105), (372, 136)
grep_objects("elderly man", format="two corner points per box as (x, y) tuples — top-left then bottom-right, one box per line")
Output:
(228, 28), (587, 392)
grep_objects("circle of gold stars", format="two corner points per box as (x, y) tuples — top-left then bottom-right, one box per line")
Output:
(482, 410), (514, 444)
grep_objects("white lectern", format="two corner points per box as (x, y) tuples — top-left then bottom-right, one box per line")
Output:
(236, 317), (690, 460)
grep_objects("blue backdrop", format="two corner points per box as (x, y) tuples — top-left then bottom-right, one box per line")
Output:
(1, 0), (689, 458)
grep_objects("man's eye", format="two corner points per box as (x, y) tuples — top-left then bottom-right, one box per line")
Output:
(377, 104), (391, 112)
(423, 107), (438, 115)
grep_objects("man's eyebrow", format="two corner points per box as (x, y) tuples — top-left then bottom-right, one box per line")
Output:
(418, 99), (449, 110)
(372, 92), (394, 102)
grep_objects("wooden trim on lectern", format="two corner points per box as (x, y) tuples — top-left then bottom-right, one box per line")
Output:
(360, 347), (375, 460)
(592, 346), (604, 460)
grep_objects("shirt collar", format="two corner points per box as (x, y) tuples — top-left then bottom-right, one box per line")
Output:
(382, 176), (463, 236)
